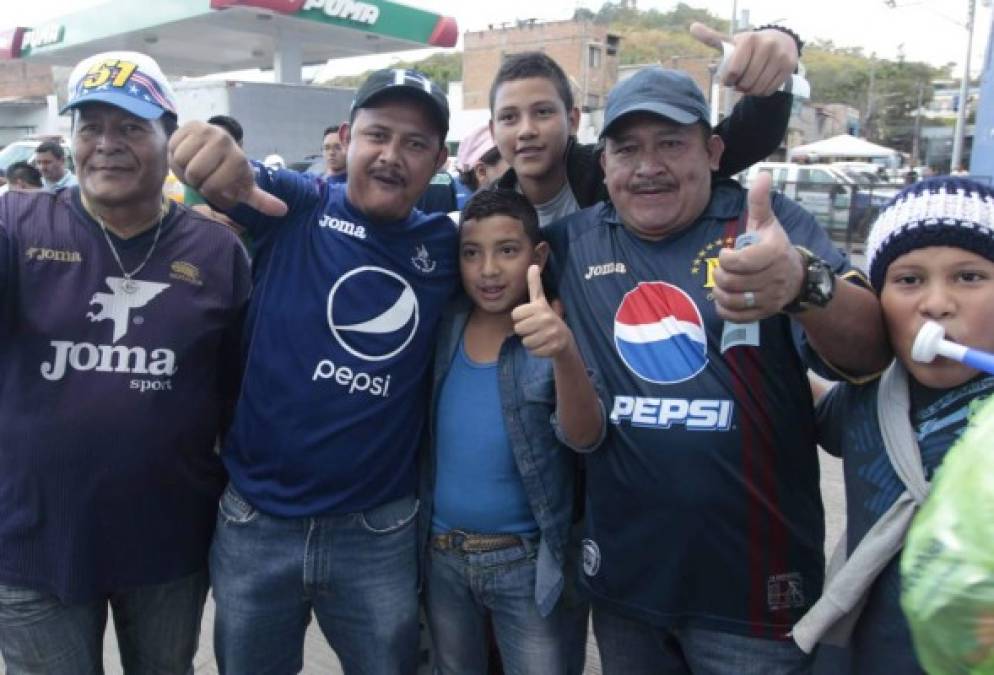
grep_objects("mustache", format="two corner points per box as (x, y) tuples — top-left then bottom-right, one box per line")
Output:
(369, 169), (405, 185)
(629, 180), (677, 192)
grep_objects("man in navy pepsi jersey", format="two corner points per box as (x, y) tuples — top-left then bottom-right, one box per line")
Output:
(170, 68), (455, 674)
(0, 52), (250, 673)
(544, 68), (891, 674)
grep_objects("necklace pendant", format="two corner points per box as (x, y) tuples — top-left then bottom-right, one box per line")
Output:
(121, 277), (138, 294)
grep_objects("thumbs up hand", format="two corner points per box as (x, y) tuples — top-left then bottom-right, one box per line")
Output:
(511, 265), (575, 359)
(690, 21), (798, 96)
(712, 172), (805, 322)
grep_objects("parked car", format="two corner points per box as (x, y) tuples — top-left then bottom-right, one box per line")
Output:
(739, 162), (897, 240)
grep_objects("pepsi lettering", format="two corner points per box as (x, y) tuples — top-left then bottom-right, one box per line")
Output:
(610, 396), (734, 431)
(311, 358), (391, 397)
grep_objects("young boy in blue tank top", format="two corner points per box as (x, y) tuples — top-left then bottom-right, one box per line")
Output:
(420, 189), (605, 674)
(794, 176), (994, 674)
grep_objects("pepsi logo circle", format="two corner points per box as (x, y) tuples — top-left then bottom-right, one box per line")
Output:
(614, 282), (708, 384)
(326, 266), (419, 362)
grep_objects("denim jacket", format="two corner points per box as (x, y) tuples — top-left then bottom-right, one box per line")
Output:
(419, 295), (605, 617)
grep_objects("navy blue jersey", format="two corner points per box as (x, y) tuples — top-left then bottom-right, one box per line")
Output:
(546, 180), (862, 637)
(224, 165), (459, 517)
(0, 188), (250, 603)
(815, 374), (994, 674)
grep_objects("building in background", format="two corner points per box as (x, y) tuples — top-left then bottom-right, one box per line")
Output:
(462, 18), (621, 112)
(0, 60), (63, 145)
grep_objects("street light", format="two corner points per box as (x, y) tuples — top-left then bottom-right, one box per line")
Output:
(884, 0), (984, 170)
(951, 0), (976, 171)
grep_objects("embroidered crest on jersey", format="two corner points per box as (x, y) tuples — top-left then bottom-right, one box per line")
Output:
(170, 261), (203, 286)
(411, 244), (436, 274)
(689, 235), (734, 298)
(767, 572), (805, 610)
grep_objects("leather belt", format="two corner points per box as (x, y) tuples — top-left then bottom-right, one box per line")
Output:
(431, 529), (524, 553)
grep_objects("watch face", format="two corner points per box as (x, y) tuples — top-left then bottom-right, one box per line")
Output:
(815, 268), (834, 295)
(810, 260), (835, 303)
(784, 249), (835, 313)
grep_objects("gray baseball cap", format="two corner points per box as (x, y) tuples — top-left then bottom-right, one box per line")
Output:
(601, 67), (709, 139)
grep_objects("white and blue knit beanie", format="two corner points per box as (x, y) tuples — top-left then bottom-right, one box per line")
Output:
(867, 176), (994, 291)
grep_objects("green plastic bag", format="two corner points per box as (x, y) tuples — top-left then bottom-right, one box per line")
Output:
(901, 394), (994, 675)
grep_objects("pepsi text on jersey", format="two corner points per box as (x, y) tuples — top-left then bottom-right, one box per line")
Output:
(610, 281), (734, 431)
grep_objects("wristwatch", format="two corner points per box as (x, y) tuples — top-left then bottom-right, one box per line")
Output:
(782, 246), (835, 313)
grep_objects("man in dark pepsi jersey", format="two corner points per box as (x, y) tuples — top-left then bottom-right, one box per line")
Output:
(544, 68), (891, 674)
(169, 68), (456, 674)
(0, 51), (250, 673)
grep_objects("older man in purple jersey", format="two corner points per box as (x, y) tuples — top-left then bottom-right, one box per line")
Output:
(0, 51), (250, 674)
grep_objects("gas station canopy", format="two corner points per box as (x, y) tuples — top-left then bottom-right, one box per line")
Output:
(0, 0), (458, 83)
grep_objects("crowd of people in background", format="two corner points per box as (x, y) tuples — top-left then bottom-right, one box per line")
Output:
(1, 18), (993, 675)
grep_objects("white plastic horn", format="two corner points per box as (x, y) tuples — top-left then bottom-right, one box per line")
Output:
(911, 320), (994, 376)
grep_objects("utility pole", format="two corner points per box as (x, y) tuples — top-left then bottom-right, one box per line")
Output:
(865, 54), (877, 138)
(912, 81), (924, 165)
(952, 0), (977, 171)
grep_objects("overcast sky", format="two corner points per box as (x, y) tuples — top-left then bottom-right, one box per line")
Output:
(4, 0), (992, 79)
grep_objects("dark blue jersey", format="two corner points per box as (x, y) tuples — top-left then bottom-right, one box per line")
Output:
(546, 180), (862, 637)
(815, 374), (994, 674)
(0, 188), (250, 603)
(224, 165), (459, 517)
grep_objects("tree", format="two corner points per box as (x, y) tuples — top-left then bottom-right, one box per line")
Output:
(803, 40), (947, 152)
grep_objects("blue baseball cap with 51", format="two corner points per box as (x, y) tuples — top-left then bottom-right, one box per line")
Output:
(62, 51), (178, 120)
(601, 67), (709, 139)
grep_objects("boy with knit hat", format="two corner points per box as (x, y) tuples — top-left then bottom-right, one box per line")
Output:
(793, 176), (994, 673)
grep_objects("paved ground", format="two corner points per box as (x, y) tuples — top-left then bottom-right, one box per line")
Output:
(0, 450), (843, 674)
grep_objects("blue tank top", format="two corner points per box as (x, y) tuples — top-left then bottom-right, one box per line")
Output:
(431, 338), (537, 535)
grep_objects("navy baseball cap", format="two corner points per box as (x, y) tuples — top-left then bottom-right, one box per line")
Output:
(62, 51), (177, 120)
(351, 68), (449, 142)
(601, 67), (709, 139)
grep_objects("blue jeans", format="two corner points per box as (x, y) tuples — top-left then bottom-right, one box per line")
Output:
(593, 606), (813, 675)
(426, 536), (566, 675)
(0, 569), (208, 675)
(210, 484), (420, 675)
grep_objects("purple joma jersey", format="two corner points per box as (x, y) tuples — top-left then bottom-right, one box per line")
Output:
(0, 188), (250, 604)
